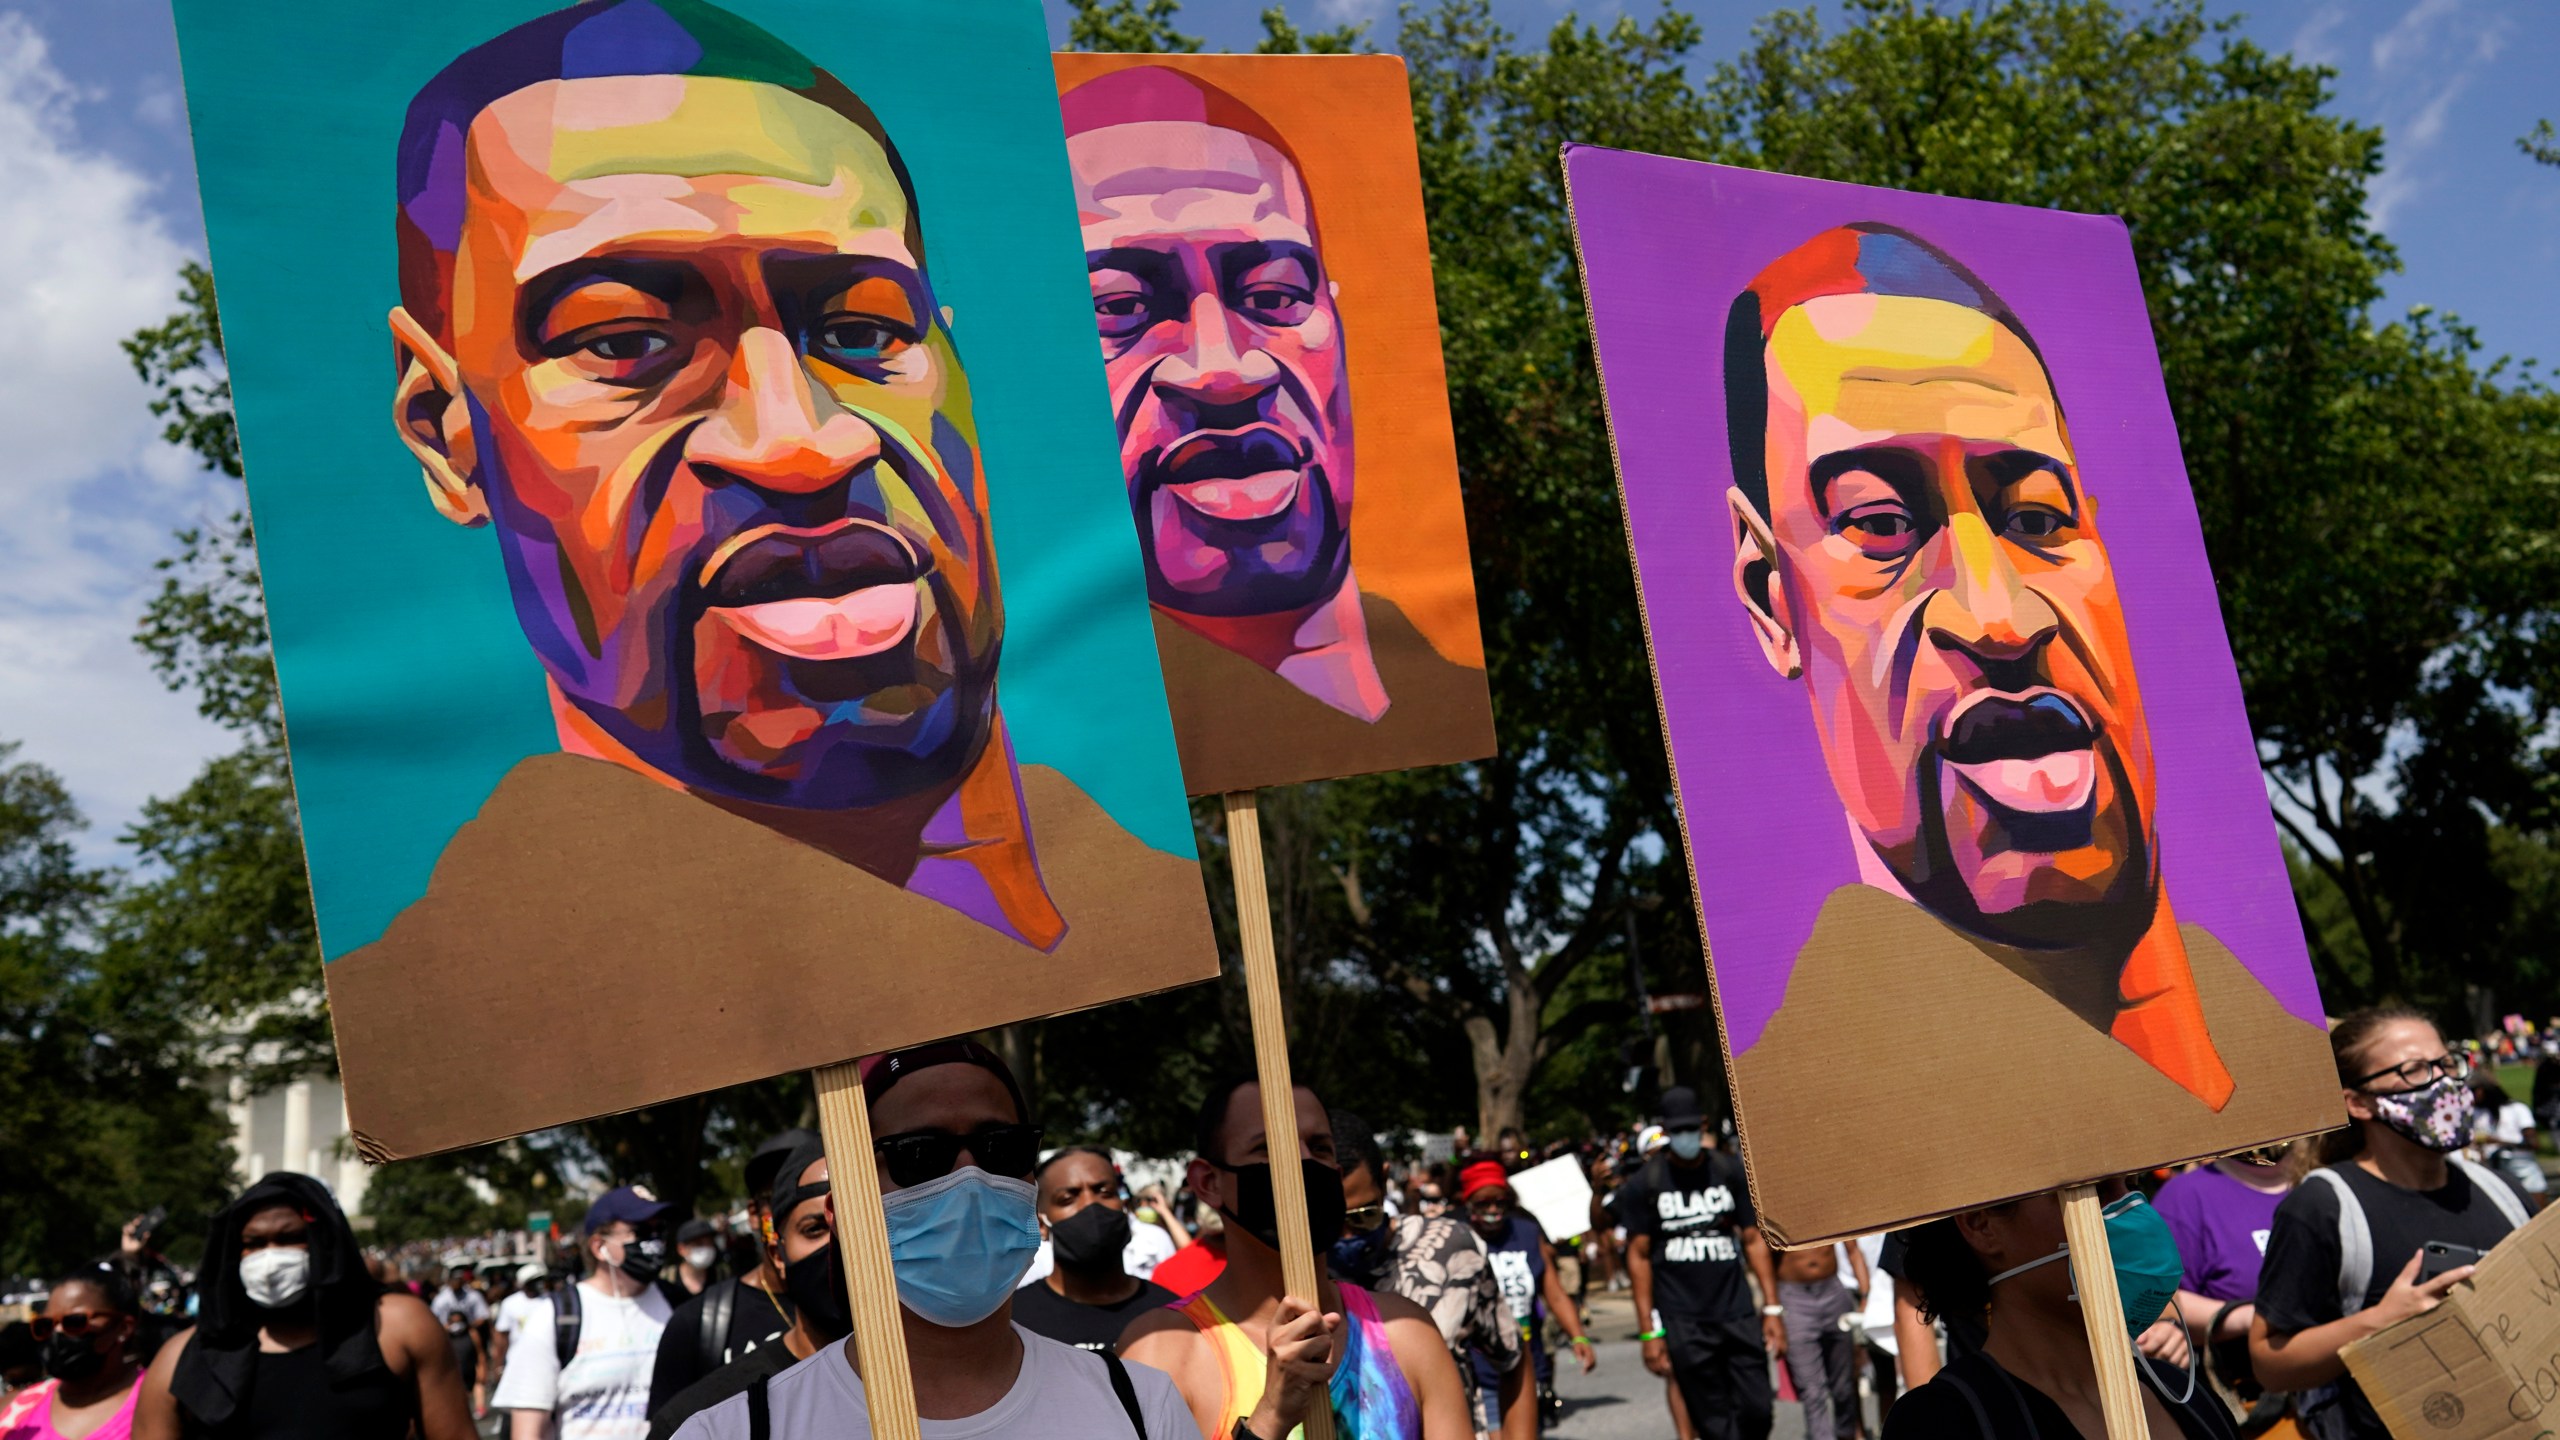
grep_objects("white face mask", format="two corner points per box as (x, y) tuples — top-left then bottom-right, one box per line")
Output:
(683, 1245), (718, 1271)
(239, 1246), (311, 1309)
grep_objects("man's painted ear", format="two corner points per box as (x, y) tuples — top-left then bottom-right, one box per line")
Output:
(387, 306), (486, 526)
(1729, 487), (1801, 680)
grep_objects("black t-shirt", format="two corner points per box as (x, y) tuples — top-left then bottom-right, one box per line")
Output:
(646, 1276), (792, 1415)
(2256, 1159), (2529, 1439)
(1620, 1150), (1755, 1321)
(1009, 1276), (1178, 1352)
(1882, 1351), (2239, 1440)
(644, 1340), (799, 1440)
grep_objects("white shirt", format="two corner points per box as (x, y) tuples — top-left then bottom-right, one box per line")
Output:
(497, 1290), (541, 1338)
(668, 1324), (1195, 1440)
(433, 1286), (491, 1328)
(490, 1280), (673, 1440)
(2481, 1099), (2538, 1147)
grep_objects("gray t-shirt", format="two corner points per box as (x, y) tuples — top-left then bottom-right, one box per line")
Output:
(667, 1323), (1196, 1439)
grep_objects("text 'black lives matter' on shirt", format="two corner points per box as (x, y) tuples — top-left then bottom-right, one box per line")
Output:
(1623, 1149), (1756, 1322)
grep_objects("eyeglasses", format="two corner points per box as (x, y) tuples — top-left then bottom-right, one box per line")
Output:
(30, 1311), (118, 1341)
(873, 1123), (1043, 1188)
(1468, 1202), (1508, 1220)
(1343, 1204), (1387, 1234)
(2353, 1051), (2473, 1091)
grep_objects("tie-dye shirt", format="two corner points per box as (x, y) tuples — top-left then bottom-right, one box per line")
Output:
(1172, 1282), (1421, 1440)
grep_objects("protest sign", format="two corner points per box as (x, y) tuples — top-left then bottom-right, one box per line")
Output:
(1565, 145), (2341, 1248)
(1053, 53), (1496, 795)
(1508, 1154), (1595, 1244)
(168, 0), (1218, 1163)
(2345, 1198), (2560, 1440)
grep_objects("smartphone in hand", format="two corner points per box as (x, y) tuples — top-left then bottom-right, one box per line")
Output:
(2419, 1240), (2484, 1283)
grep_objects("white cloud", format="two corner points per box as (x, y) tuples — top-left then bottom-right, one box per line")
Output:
(2289, 2), (2350, 68)
(2371, 0), (2461, 73)
(0, 12), (232, 865)
(2358, 0), (2507, 232)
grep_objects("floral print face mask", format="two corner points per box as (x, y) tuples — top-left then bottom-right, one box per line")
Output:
(2366, 1074), (2474, 1152)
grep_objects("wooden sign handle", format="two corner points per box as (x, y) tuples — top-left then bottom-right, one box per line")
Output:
(1224, 791), (1339, 1440)
(814, 1059), (924, 1440)
(2060, 1184), (2149, 1440)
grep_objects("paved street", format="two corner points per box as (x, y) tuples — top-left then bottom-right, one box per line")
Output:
(1559, 1288), (1862, 1440)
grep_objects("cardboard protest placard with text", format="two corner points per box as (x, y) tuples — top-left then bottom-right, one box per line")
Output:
(170, 0), (1218, 1158)
(1566, 146), (2342, 1245)
(2345, 1199), (2560, 1440)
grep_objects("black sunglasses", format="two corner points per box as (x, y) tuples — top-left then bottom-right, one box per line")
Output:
(873, 1123), (1043, 1188)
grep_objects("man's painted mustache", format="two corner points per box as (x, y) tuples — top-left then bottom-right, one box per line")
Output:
(701, 520), (929, 665)
(1939, 689), (2102, 830)
(1146, 425), (1311, 526)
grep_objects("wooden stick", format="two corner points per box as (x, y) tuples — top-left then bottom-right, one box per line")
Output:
(2060, 1184), (2148, 1440)
(814, 1059), (923, 1440)
(1224, 791), (1339, 1440)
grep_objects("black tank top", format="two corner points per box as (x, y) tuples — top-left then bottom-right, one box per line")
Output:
(209, 1342), (417, 1439)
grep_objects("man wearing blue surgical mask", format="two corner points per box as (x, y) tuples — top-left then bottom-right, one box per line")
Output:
(666, 1042), (1193, 1439)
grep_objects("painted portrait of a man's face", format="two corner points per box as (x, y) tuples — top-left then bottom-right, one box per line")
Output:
(1064, 68), (1353, 623)
(1728, 235), (2161, 957)
(1571, 154), (2340, 1247)
(394, 61), (1000, 814)
(168, 0), (1221, 1162)
(1049, 56), (1496, 798)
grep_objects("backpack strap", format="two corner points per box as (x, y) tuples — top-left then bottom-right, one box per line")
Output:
(2300, 1168), (2371, 1319)
(1101, 1349), (1149, 1439)
(2450, 1154), (2533, 1230)
(699, 1280), (737, 1374)
(552, 1281), (585, 1369)
(747, 1371), (770, 1440)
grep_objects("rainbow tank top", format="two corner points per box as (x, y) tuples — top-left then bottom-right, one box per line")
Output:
(1172, 1282), (1421, 1440)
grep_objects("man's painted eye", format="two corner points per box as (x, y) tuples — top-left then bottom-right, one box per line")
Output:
(1235, 283), (1314, 328)
(2005, 507), (2070, 540)
(581, 331), (668, 364)
(1835, 502), (1921, 557)
(814, 317), (910, 364)
(1089, 269), (1155, 341)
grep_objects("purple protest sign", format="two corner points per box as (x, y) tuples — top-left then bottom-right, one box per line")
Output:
(1568, 146), (2340, 1242)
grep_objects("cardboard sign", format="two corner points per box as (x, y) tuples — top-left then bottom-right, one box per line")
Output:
(1052, 54), (1496, 795)
(2345, 1199), (2560, 1440)
(170, 0), (1218, 1159)
(1506, 1155), (1595, 1244)
(1565, 146), (2341, 1245)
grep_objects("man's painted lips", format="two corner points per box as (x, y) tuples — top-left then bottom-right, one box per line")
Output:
(1940, 691), (2099, 817)
(702, 522), (927, 664)
(1158, 427), (1305, 524)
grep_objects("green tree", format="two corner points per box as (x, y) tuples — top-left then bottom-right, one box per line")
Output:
(0, 743), (236, 1277)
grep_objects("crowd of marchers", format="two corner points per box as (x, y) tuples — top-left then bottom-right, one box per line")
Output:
(4, 1007), (2554, 1440)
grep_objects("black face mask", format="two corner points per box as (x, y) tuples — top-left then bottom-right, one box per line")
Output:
(784, 1242), (853, 1342)
(1327, 1221), (1390, 1284)
(43, 1329), (109, 1383)
(1050, 1203), (1133, 1274)
(615, 1234), (667, 1286)
(1217, 1160), (1347, 1251)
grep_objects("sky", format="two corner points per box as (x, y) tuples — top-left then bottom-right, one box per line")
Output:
(1, 0), (2552, 870)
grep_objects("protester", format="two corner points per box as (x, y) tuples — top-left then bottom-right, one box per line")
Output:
(2469, 1075), (2547, 1202)
(0, 1266), (147, 1440)
(491, 1185), (677, 1440)
(1771, 1240), (1868, 1440)
(494, 1264), (549, 1380)
(134, 1172), (473, 1440)
(1882, 1185), (2232, 1439)
(1010, 1148), (1177, 1352)
(1459, 1160), (1595, 1430)
(1123, 1077), (1471, 1439)
(1620, 1088), (1782, 1440)
(2151, 1153), (2290, 1427)
(1331, 1113), (1528, 1440)
(1579, 1154), (1624, 1300)
(646, 1132), (805, 1415)
(668, 1041), (1192, 1437)
(646, 1140), (849, 1439)
(665, 1222), (720, 1304)
(431, 1263), (492, 1416)
(2255, 1006), (2532, 1440)
(1129, 1184), (1194, 1280)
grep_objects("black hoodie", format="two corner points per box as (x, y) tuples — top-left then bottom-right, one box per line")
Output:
(168, 1171), (391, 1428)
